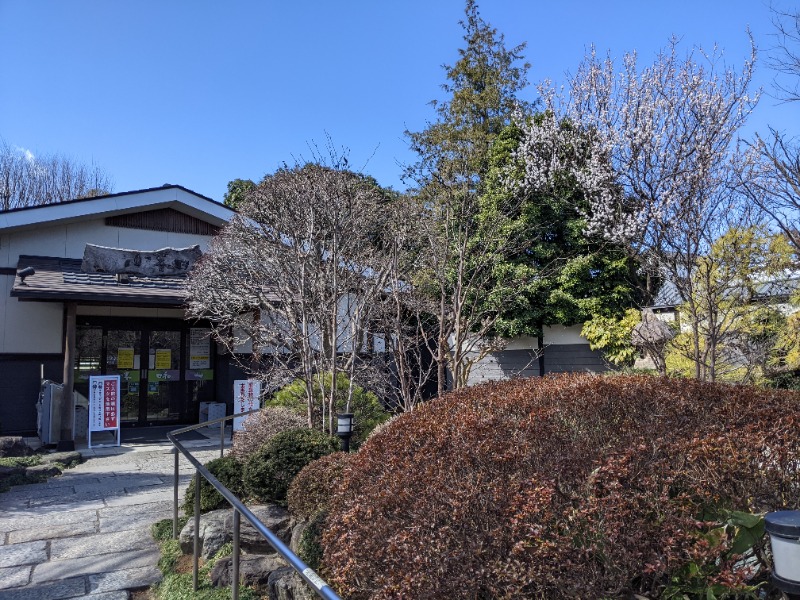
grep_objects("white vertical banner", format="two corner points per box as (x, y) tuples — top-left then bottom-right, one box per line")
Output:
(88, 375), (121, 448)
(233, 380), (261, 431)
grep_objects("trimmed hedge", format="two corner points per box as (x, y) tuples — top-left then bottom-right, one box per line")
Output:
(321, 374), (800, 599)
(287, 452), (352, 521)
(183, 456), (245, 517)
(243, 428), (339, 506)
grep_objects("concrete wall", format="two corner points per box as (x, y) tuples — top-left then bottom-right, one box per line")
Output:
(466, 325), (609, 386)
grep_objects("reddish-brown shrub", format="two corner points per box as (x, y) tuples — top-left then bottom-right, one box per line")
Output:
(287, 451), (352, 520)
(321, 374), (800, 599)
(230, 406), (307, 459)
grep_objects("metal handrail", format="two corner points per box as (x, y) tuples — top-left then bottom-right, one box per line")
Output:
(168, 411), (341, 600)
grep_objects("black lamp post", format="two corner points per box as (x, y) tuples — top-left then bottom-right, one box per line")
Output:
(336, 413), (354, 452)
(766, 511), (800, 599)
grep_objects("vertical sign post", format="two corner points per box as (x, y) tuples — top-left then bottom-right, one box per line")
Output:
(233, 380), (261, 431)
(88, 375), (121, 448)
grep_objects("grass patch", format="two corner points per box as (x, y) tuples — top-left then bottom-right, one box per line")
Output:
(151, 517), (189, 542)
(151, 524), (257, 600)
(0, 456), (41, 468)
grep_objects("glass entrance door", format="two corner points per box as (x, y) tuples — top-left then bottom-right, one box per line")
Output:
(75, 318), (214, 427)
(145, 330), (182, 422)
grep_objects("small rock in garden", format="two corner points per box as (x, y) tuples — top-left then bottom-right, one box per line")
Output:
(39, 451), (82, 468)
(25, 464), (61, 480)
(0, 436), (33, 457)
(289, 520), (308, 555)
(210, 554), (286, 588)
(180, 504), (293, 559)
(268, 568), (317, 600)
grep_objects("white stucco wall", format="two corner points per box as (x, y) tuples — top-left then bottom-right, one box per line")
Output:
(542, 324), (586, 345)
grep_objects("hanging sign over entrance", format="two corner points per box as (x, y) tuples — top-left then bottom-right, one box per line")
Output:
(88, 375), (121, 448)
(233, 380), (261, 431)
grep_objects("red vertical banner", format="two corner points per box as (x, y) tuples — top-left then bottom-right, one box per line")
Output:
(103, 379), (118, 428)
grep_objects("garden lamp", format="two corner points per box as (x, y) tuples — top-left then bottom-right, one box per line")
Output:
(336, 413), (354, 452)
(765, 511), (800, 599)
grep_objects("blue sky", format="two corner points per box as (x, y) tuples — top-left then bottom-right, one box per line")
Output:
(0, 1), (795, 202)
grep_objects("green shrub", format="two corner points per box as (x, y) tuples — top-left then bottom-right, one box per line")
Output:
(321, 374), (800, 599)
(243, 428), (339, 506)
(297, 509), (327, 572)
(183, 456), (245, 517)
(230, 406), (307, 459)
(287, 452), (351, 520)
(267, 373), (389, 448)
(151, 517), (189, 542)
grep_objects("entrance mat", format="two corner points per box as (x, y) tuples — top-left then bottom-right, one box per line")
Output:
(121, 426), (206, 444)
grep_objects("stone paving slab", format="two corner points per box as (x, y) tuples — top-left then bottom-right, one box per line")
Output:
(88, 565), (161, 594)
(0, 541), (48, 568)
(0, 508), (97, 534)
(98, 511), (171, 534)
(0, 575), (86, 599)
(0, 565), (31, 588)
(31, 547), (158, 584)
(7, 520), (97, 545)
(50, 529), (154, 561)
(98, 500), (171, 518)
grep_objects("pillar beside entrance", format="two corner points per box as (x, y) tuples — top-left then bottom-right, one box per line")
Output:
(58, 302), (76, 451)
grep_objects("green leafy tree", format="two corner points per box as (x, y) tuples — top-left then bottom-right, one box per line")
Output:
(666, 227), (795, 382)
(222, 178), (255, 209)
(405, 0), (532, 393)
(582, 309), (642, 368)
(478, 119), (639, 355)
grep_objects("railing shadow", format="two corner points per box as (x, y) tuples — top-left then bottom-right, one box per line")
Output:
(168, 410), (341, 600)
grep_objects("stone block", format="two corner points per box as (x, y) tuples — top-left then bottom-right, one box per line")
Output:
(0, 438), (34, 458)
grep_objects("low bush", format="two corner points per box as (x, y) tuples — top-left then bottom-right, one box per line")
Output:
(287, 452), (352, 520)
(183, 456), (245, 516)
(230, 406), (307, 459)
(267, 373), (389, 448)
(321, 374), (800, 599)
(297, 509), (328, 572)
(243, 428), (339, 506)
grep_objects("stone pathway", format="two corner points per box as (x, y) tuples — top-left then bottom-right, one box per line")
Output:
(0, 433), (227, 599)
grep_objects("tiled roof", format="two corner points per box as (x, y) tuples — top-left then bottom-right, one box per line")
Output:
(10, 256), (187, 306)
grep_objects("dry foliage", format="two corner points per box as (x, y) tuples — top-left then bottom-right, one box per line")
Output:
(321, 374), (800, 599)
(230, 407), (307, 459)
(287, 452), (352, 521)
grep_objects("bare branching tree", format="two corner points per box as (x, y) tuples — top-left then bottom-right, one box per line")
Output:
(0, 140), (112, 210)
(740, 8), (800, 257)
(187, 159), (433, 427)
(516, 38), (759, 379)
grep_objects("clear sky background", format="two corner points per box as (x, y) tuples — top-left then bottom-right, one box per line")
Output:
(0, 1), (796, 202)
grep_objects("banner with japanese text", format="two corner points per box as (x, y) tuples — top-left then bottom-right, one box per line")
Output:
(89, 375), (121, 432)
(233, 380), (261, 431)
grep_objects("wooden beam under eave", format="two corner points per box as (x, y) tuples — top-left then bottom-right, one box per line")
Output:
(58, 302), (76, 451)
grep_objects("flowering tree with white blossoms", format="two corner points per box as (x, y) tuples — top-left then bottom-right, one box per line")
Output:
(513, 38), (760, 379)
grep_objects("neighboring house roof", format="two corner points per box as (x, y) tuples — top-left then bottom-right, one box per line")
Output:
(10, 255), (187, 307)
(650, 280), (683, 310)
(650, 273), (800, 310)
(0, 184), (234, 233)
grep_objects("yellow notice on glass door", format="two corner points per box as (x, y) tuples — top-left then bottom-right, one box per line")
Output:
(118, 348), (134, 370)
(155, 349), (172, 370)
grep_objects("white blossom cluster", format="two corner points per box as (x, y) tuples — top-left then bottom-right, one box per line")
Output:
(512, 39), (759, 255)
